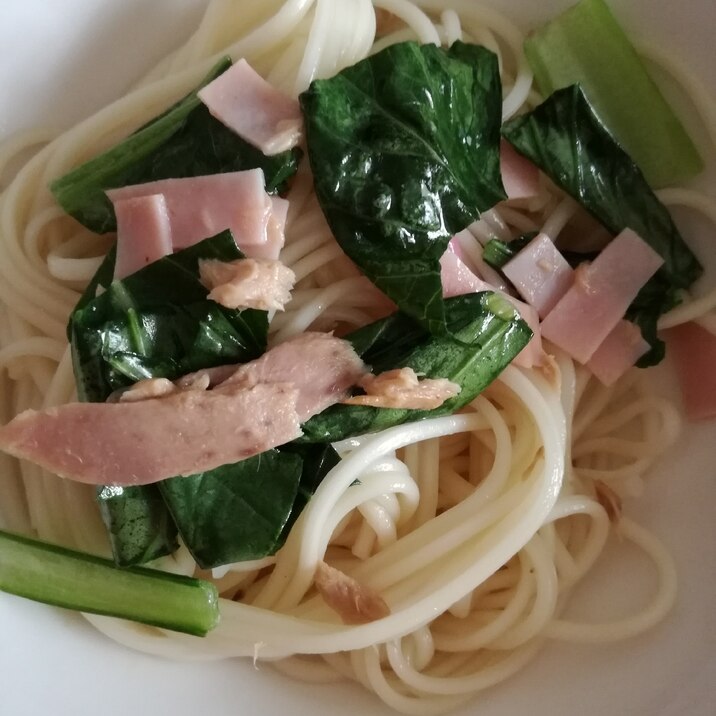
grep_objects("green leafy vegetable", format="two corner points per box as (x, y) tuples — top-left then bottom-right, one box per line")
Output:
(300, 41), (505, 334)
(502, 85), (702, 364)
(524, 0), (703, 187)
(159, 450), (304, 569)
(300, 292), (532, 443)
(71, 232), (268, 566)
(482, 234), (536, 269)
(97, 485), (179, 567)
(51, 58), (300, 233)
(0, 529), (219, 636)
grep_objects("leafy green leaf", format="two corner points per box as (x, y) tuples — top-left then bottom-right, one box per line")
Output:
(300, 41), (505, 334)
(71, 232), (269, 566)
(159, 450), (304, 569)
(482, 233), (536, 269)
(51, 58), (300, 234)
(502, 85), (702, 364)
(300, 293), (532, 443)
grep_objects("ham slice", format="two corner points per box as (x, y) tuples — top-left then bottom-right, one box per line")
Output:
(198, 59), (303, 156)
(500, 140), (540, 201)
(541, 229), (663, 363)
(107, 170), (284, 259)
(665, 321), (716, 421)
(199, 258), (295, 311)
(503, 233), (574, 318)
(586, 320), (649, 386)
(220, 332), (367, 421)
(113, 194), (172, 280)
(343, 367), (460, 410)
(0, 334), (366, 486)
(0, 383), (302, 486)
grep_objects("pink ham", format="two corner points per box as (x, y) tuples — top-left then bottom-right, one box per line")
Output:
(255, 196), (290, 261)
(541, 229), (663, 363)
(500, 140), (540, 201)
(107, 170), (284, 259)
(440, 248), (492, 297)
(220, 332), (367, 421)
(440, 245), (544, 368)
(0, 334), (365, 486)
(0, 382), (302, 486)
(113, 194), (172, 279)
(503, 233), (574, 318)
(586, 320), (649, 386)
(665, 322), (716, 421)
(198, 59), (303, 156)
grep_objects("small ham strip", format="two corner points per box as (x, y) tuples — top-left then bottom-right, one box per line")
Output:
(220, 332), (367, 421)
(198, 59), (303, 156)
(343, 367), (460, 410)
(541, 229), (663, 363)
(665, 321), (716, 421)
(0, 383), (302, 486)
(257, 196), (290, 261)
(119, 377), (176, 402)
(113, 194), (172, 279)
(586, 320), (649, 386)
(199, 258), (295, 311)
(500, 140), (540, 201)
(107, 170), (284, 259)
(503, 233), (574, 318)
(314, 561), (390, 625)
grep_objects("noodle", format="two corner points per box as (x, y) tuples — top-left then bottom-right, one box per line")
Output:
(0, 1), (712, 713)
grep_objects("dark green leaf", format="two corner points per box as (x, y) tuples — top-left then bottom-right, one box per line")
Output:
(51, 57), (300, 233)
(502, 85), (702, 364)
(482, 233), (536, 269)
(96, 485), (178, 568)
(71, 232), (269, 565)
(300, 293), (532, 443)
(159, 450), (304, 569)
(300, 41), (505, 334)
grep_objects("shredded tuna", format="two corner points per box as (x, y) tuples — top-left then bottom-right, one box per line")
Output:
(594, 479), (622, 524)
(343, 367), (460, 410)
(314, 561), (391, 625)
(0, 383), (303, 486)
(220, 332), (367, 421)
(199, 258), (295, 311)
(198, 59), (303, 155)
(119, 378), (177, 403)
(375, 8), (403, 36)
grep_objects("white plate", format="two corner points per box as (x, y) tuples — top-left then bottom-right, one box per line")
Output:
(0, 2), (714, 715)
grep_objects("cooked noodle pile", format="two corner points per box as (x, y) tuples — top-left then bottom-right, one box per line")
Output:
(0, 1), (714, 713)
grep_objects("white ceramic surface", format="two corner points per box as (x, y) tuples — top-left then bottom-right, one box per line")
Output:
(0, 2), (714, 715)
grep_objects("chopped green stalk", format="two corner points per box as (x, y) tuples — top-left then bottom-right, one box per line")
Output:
(482, 234), (535, 269)
(524, 0), (703, 187)
(0, 529), (219, 636)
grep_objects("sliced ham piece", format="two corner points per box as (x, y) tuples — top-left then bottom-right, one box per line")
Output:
(0, 334), (366, 486)
(440, 245), (544, 368)
(257, 196), (290, 261)
(500, 139), (540, 201)
(440, 248), (492, 298)
(113, 194), (172, 280)
(199, 258), (295, 311)
(107, 170), (284, 259)
(198, 59), (303, 156)
(540, 229), (663, 364)
(586, 320), (649, 386)
(343, 367), (460, 410)
(314, 561), (390, 625)
(220, 332), (367, 421)
(0, 382), (302, 486)
(503, 233), (574, 318)
(665, 321), (716, 421)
